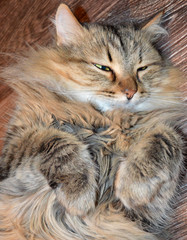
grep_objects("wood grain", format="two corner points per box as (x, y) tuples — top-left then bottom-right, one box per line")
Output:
(0, 0), (186, 239)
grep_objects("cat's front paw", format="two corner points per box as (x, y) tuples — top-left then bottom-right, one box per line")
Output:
(54, 166), (97, 216)
(40, 135), (97, 216)
(115, 129), (182, 213)
(115, 161), (159, 209)
(115, 162), (166, 209)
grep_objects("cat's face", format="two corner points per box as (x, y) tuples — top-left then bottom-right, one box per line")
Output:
(51, 4), (183, 112)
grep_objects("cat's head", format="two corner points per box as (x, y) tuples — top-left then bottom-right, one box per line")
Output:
(6, 4), (184, 113)
(51, 4), (185, 112)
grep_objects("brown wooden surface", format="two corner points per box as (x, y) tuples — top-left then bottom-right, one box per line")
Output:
(0, 0), (186, 239)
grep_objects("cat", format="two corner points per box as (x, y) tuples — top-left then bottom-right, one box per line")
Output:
(0, 3), (186, 240)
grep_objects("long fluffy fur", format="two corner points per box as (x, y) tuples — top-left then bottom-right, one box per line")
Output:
(0, 4), (186, 240)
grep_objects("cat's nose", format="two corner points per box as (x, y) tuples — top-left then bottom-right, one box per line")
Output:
(125, 89), (136, 100)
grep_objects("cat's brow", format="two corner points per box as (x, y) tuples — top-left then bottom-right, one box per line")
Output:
(147, 61), (163, 67)
(139, 48), (142, 63)
(107, 49), (112, 62)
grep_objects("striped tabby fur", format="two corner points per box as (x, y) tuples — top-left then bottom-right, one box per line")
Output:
(0, 4), (186, 240)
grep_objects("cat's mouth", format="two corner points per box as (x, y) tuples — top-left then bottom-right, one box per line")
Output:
(89, 93), (147, 112)
(125, 96), (146, 111)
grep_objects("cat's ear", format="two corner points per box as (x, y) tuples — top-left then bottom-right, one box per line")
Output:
(55, 4), (84, 46)
(142, 12), (168, 42)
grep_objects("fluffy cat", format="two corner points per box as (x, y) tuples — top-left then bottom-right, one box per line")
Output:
(0, 3), (186, 240)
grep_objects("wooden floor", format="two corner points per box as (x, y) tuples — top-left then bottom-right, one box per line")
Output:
(0, 0), (186, 239)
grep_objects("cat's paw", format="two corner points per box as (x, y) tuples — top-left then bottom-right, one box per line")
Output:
(115, 129), (182, 211)
(54, 173), (97, 216)
(115, 162), (163, 209)
(115, 162), (167, 209)
(105, 110), (139, 131)
(47, 146), (97, 216)
(40, 135), (97, 216)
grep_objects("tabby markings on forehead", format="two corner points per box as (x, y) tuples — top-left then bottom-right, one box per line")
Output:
(107, 49), (112, 62)
(139, 48), (142, 63)
(107, 26), (128, 55)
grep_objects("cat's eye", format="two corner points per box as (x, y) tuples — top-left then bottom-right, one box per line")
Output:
(136, 66), (148, 82)
(93, 63), (112, 72)
(137, 66), (148, 71)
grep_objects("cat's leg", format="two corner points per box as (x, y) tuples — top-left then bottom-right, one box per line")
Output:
(115, 123), (183, 229)
(1, 127), (97, 216)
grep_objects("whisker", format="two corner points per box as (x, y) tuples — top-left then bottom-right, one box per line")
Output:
(148, 98), (183, 105)
(150, 96), (183, 99)
(65, 90), (184, 94)
(63, 90), (97, 93)
(151, 92), (183, 95)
